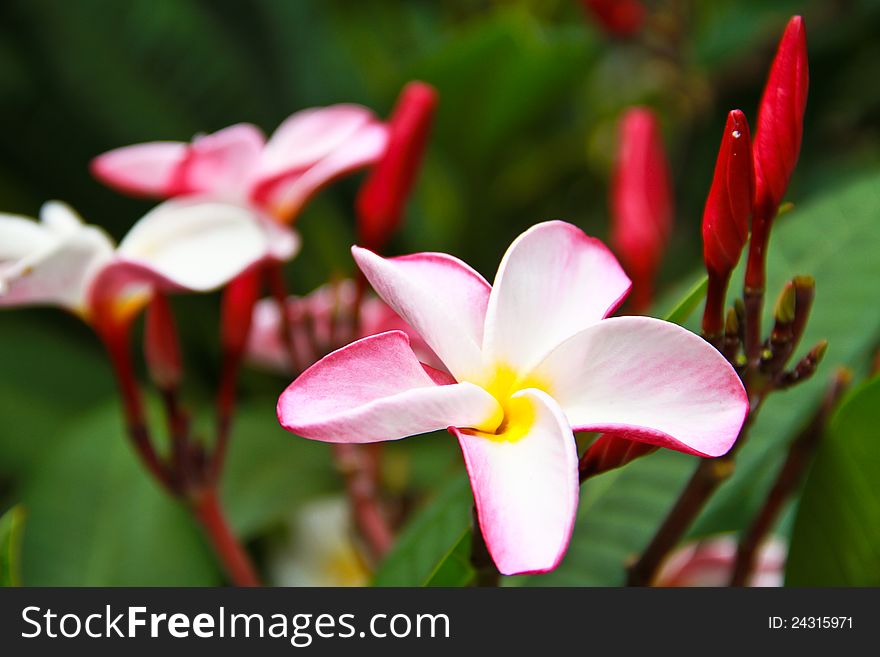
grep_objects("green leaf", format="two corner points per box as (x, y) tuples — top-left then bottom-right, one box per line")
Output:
(786, 375), (880, 585)
(0, 315), (111, 477)
(21, 403), (221, 586)
(373, 472), (472, 586)
(662, 275), (708, 325)
(423, 529), (476, 587)
(0, 505), (26, 587)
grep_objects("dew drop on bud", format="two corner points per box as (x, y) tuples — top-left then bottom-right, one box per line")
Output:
(732, 130), (742, 139)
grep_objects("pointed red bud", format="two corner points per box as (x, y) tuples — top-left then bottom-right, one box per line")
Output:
(221, 267), (262, 357)
(580, 0), (645, 38)
(753, 16), (809, 232)
(579, 434), (658, 481)
(356, 81), (438, 252)
(144, 293), (183, 389)
(702, 110), (754, 279)
(610, 107), (674, 312)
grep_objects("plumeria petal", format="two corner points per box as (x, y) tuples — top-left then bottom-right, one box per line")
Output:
(277, 331), (501, 443)
(40, 201), (88, 235)
(352, 247), (490, 381)
(115, 198), (298, 293)
(91, 142), (190, 198)
(453, 389), (579, 576)
(482, 221), (631, 375)
(0, 214), (54, 264)
(529, 316), (748, 457)
(256, 104), (379, 181)
(0, 203), (115, 313)
(179, 123), (265, 199)
(258, 121), (388, 221)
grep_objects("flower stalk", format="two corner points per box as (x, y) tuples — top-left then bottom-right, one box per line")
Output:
(729, 368), (850, 586)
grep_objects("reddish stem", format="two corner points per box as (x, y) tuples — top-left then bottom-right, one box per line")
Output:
(729, 370), (850, 586)
(265, 262), (298, 371)
(702, 273), (729, 343)
(98, 321), (174, 493)
(332, 443), (394, 560)
(190, 487), (261, 587)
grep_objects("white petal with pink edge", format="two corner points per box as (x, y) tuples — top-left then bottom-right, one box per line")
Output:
(116, 198), (298, 293)
(352, 247), (490, 381)
(277, 331), (501, 443)
(90, 141), (189, 198)
(454, 388), (579, 576)
(0, 203), (115, 312)
(529, 316), (748, 457)
(482, 221), (631, 375)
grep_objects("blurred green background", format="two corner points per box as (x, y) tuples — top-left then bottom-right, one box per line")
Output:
(1, 0), (880, 585)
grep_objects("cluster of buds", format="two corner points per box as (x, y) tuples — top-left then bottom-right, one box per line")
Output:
(700, 16), (820, 395)
(581, 18), (822, 590)
(620, 15), (822, 589)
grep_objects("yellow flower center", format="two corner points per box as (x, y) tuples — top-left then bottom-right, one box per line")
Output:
(468, 363), (550, 443)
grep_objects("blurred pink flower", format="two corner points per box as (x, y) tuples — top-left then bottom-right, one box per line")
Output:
(655, 535), (786, 587)
(91, 105), (388, 223)
(246, 278), (441, 375)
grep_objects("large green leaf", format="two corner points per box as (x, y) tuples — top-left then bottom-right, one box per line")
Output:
(0, 315), (111, 477)
(20, 403), (221, 586)
(524, 170), (880, 585)
(786, 376), (880, 585)
(0, 505), (25, 586)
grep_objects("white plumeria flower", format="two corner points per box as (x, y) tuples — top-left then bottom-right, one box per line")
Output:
(277, 221), (748, 576)
(0, 199), (298, 322)
(90, 105), (388, 222)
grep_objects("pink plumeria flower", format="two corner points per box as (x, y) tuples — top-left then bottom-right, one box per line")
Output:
(247, 279), (441, 375)
(0, 199), (297, 323)
(655, 535), (786, 587)
(91, 105), (388, 223)
(277, 221), (748, 575)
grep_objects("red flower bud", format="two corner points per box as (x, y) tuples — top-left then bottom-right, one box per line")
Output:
(579, 434), (658, 481)
(610, 107), (673, 312)
(144, 293), (183, 389)
(580, 0), (645, 38)
(221, 267), (262, 357)
(356, 81), (438, 252)
(702, 110), (754, 278)
(702, 110), (754, 338)
(753, 16), (808, 227)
